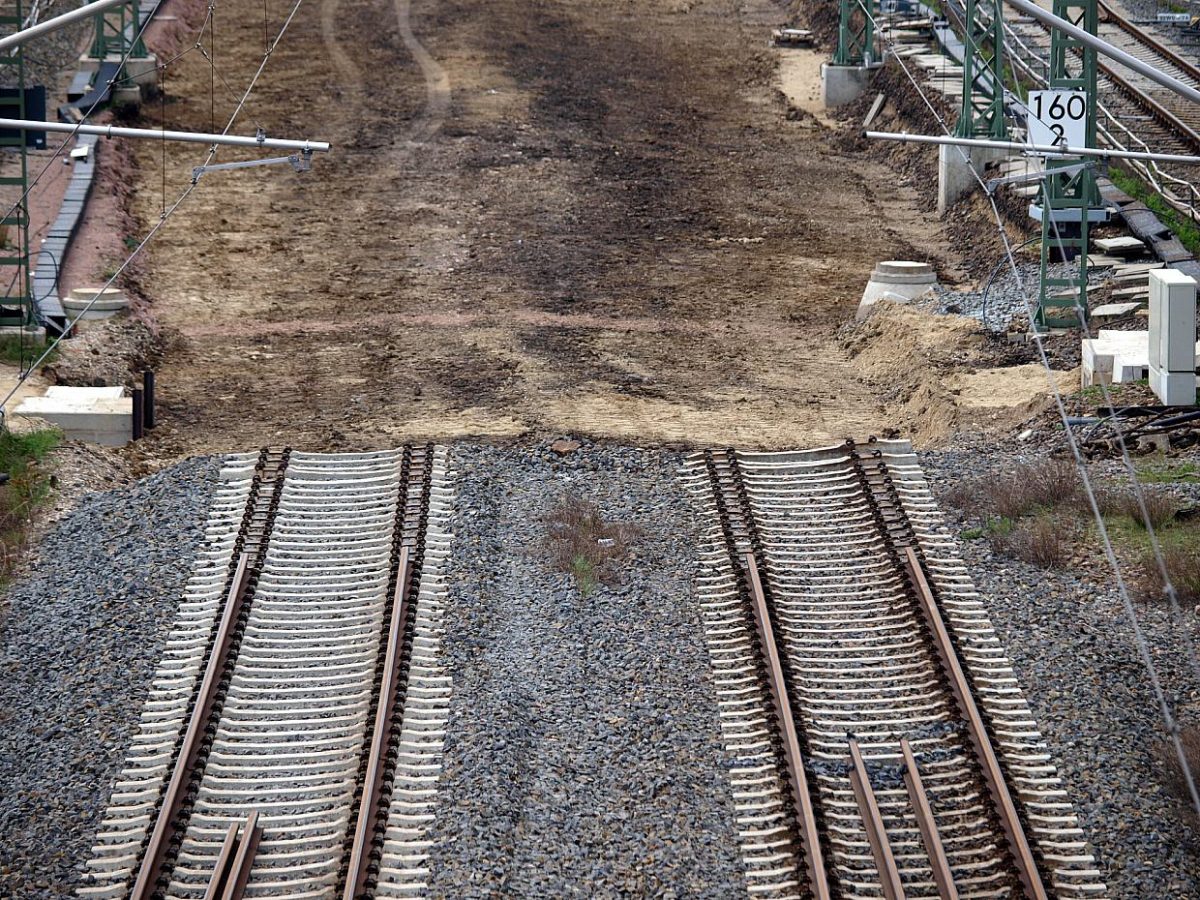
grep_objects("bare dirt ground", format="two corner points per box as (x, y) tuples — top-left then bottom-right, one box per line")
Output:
(116, 0), (1043, 456)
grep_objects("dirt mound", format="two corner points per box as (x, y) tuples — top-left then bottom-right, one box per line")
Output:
(844, 301), (1074, 444)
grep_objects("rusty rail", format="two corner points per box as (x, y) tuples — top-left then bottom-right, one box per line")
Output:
(343, 547), (413, 900)
(847, 739), (906, 900)
(744, 552), (832, 900)
(900, 738), (959, 900)
(847, 442), (1048, 900)
(202, 812), (261, 900)
(130, 552), (253, 900)
(130, 449), (288, 900)
(902, 546), (1049, 900)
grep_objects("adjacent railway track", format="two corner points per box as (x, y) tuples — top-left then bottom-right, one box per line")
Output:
(79, 447), (455, 900)
(683, 439), (1107, 899)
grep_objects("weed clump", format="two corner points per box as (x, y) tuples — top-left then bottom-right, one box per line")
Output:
(1138, 544), (1200, 607)
(945, 459), (1084, 522)
(543, 496), (638, 597)
(0, 427), (60, 583)
(1158, 726), (1200, 820)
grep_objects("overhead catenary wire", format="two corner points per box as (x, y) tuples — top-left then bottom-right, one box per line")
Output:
(859, 0), (1200, 815)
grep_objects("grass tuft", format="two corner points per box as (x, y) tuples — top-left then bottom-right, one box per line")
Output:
(544, 496), (638, 596)
(0, 427), (60, 585)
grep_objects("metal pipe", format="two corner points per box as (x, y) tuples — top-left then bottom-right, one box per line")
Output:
(131, 387), (144, 440)
(143, 369), (155, 429)
(1002, 0), (1200, 105)
(864, 129), (1200, 164)
(0, 0), (129, 53)
(0, 117), (331, 152)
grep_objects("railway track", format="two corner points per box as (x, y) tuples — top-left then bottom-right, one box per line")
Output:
(78, 446), (455, 900)
(683, 439), (1107, 899)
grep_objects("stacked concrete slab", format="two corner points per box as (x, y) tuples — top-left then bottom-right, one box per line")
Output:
(1148, 268), (1198, 405)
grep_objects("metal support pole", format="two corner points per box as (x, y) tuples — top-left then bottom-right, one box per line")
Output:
(0, 0), (127, 53)
(90, 0), (144, 60)
(1036, 0), (1099, 330)
(0, 1), (34, 330)
(835, 0), (876, 66)
(957, 0), (1008, 139)
(0, 117), (331, 152)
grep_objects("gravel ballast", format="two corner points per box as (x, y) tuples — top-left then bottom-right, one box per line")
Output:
(0, 457), (220, 899)
(425, 442), (745, 898)
(923, 448), (1200, 899)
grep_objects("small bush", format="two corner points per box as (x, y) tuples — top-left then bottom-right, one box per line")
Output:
(989, 516), (1069, 569)
(544, 497), (638, 596)
(1158, 727), (1200, 818)
(946, 459), (1084, 520)
(0, 427), (60, 585)
(1100, 488), (1178, 531)
(1138, 543), (1200, 606)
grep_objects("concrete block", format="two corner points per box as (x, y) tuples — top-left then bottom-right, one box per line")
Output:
(1082, 329), (1151, 385)
(1095, 236), (1147, 255)
(1082, 338), (1113, 387)
(1150, 363), (1198, 405)
(857, 260), (938, 320)
(14, 388), (131, 446)
(1148, 268), (1197, 374)
(821, 63), (872, 107)
(120, 55), (159, 90)
(937, 144), (1005, 215)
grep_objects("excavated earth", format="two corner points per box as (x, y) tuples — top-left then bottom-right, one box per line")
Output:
(120, 0), (991, 455)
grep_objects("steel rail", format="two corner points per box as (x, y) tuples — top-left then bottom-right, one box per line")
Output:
(900, 738), (959, 900)
(849, 446), (1049, 900)
(343, 546), (413, 900)
(202, 812), (262, 900)
(1097, 0), (1200, 87)
(130, 552), (252, 900)
(743, 552), (832, 900)
(902, 546), (1049, 900)
(847, 739), (907, 900)
(0, 118), (331, 152)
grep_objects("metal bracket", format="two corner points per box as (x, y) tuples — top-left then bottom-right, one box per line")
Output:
(192, 148), (313, 184)
(986, 161), (1092, 193)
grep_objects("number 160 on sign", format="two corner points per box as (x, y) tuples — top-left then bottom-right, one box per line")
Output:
(1027, 90), (1088, 150)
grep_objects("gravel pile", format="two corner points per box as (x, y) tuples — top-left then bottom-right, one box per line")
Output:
(927, 260), (1113, 332)
(0, 456), (221, 899)
(922, 448), (1200, 899)
(425, 441), (744, 898)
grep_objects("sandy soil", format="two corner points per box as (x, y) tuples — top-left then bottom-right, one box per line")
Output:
(110, 0), (1051, 455)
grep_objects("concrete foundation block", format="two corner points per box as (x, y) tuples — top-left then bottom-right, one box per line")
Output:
(1150, 364), (1198, 405)
(120, 55), (159, 91)
(14, 387), (131, 446)
(857, 260), (938, 320)
(821, 63), (872, 107)
(937, 144), (1007, 216)
(63, 287), (129, 321)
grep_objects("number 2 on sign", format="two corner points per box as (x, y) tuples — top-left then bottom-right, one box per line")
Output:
(1027, 90), (1088, 150)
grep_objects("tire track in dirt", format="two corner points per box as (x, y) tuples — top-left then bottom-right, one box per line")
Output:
(394, 0), (451, 144)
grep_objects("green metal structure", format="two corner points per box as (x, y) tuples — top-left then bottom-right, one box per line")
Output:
(835, 0), (876, 66)
(0, 0), (33, 329)
(1035, 0), (1100, 330)
(956, 0), (1008, 139)
(90, 0), (144, 59)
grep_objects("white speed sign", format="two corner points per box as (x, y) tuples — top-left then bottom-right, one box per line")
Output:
(1027, 90), (1088, 150)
